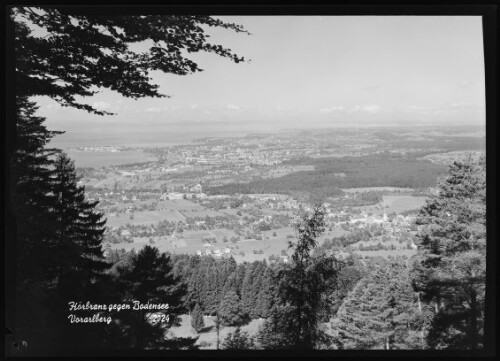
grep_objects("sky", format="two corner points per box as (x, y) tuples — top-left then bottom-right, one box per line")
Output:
(33, 16), (486, 145)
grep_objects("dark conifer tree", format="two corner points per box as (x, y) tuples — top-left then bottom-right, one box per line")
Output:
(241, 263), (257, 318)
(222, 327), (254, 350)
(249, 263), (266, 319)
(256, 267), (276, 318)
(191, 303), (205, 332)
(410, 155), (486, 349)
(10, 97), (63, 353)
(257, 204), (340, 349)
(218, 290), (242, 326)
(333, 259), (430, 350)
(48, 152), (111, 349)
(51, 153), (110, 296)
(110, 246), (197, 349)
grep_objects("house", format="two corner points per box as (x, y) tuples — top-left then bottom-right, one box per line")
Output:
(168, 192), (185, 200)
(196, 250), (202, 256)
(120, 230), (131, 237)
(190, 184), (202, 193)
(224, 248), (231, 254)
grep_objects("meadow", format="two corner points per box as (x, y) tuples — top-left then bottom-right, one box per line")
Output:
(343, 187), (415, 193)
(353, 195), (428, 216)
(106, 199), (218, 227)
(108, 226), (350, 263)
(354, 249), (417, 259)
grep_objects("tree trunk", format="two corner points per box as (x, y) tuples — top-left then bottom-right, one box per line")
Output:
(469, 291), (479, 349)
(417, 292), (424, 347)
(216, 313), (220, 350)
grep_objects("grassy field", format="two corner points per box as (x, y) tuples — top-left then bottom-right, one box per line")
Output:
(107, 220), (350, 262)
(353, 195), (427, 216)
(106, 210), (185, 227)
(343, 187), (415, 193)
(380, 195), (427, 214)
(354, 249), (417, 259)
(106, 200), (218, 227)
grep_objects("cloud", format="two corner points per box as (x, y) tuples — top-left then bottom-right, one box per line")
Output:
(319, 106), (345, 113)
(348, 104), (381, 114)
(191, 104), (199, 110)
(319, 105), (381, 114)
(403, 102), (483, 116)
(92, 101), (111, 110)
(226, 104), (240, 110)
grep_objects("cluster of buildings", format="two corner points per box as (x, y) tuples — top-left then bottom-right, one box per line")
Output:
(77, 146), (122, 152)
(196, 247), (232, 257)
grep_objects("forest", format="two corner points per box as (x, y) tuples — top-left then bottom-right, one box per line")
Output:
(206, 153), (448, 199)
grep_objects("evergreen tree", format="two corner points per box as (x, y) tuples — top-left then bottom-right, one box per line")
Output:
(190, 303), (205, 332)
(204, 265), (219, 314)
(9, 99), (113, 353)
(333, 259), (430, 350)
(49, 152), (111, 349)
(410, 155), (486, 349)
(51, 153), (109, 297)
(10, 97), (63, 353)
(187, 267), (205, 311)
(111, 246), (197, 349)
(218, 290), (242, 326)
(249, 262), (265, 319)
(257, 204), (340, 349)
(222, 327), (254, 350)
(255, 267), (275, 318)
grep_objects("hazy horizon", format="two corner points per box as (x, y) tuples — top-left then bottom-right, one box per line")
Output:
(34, 15), (485, 147)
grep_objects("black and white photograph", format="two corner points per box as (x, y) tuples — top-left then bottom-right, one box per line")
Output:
(5, 3), (497, 357)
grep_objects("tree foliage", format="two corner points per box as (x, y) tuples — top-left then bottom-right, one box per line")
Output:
(218, 290), (242, 326)
(11, 7), (248, 114)
(222, 327), (254, 350)
(410, 155), (486, 349)
(9, 99), (112, 353)
(190, 303), (205, 332)
(109, 245), (196, 350)
(7, 7), (250, 355)
(333, 258), (431, 350)
(257, 204), (341, 349)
